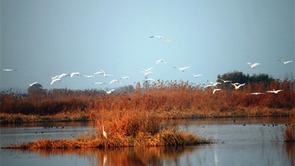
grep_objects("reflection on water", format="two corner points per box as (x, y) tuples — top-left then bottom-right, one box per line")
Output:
(0, 118), (294, 166)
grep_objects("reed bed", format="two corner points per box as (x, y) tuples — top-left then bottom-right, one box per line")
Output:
(1, 80), (294, 124)
(2, 110), (211, 150)
(1, 80), (293, 149)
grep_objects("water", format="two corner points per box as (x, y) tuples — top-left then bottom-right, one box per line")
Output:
(0, 118), (294, 166)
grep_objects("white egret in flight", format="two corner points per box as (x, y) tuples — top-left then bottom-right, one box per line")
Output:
(50, 78), (61, 85)
(93, 82), (105, 85)
(70, 72), (80, 77)
(150, 35), (170, 42)
(248, 92), (265, 95)
(1, 68), (17, 72)
(278, 60), (293, 65)
(156, 59), (167, 64)
(83, 75), (95, 78)
(266, 89), (283, 94)
(231, 83), (245, 90)
(190, 71), (203, 78)
(109, 79), (120, 84)
(173, 66), (190, 72)
(120, 76), (131, 79)
(247, 62), (260, 69)
(213, 89), (222, 94)
(104, 89), (115, 94)
(29, 82), (39, 87)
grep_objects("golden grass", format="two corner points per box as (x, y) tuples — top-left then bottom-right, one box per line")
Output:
(1, 80), (294, 122)
(3, 130), (210, 150)
(2, 110), (211, 150)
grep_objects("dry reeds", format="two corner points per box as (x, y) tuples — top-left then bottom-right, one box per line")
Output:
(2, 110), (211, 150)
(1, 80), (294, 124)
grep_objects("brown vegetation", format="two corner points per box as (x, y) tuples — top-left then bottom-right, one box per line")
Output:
(1, 80), (293, 149)
(2, 110), (211, 149)
(1, 80), (294, 123)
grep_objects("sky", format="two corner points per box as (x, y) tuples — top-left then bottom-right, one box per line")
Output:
(1, 0), (294, 91)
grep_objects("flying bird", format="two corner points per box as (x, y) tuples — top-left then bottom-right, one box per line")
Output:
(190, 72), (203, 78)
(109, 79), (120, 84)
(70, 72), (80, 77)
(213, 89), (222, 94)
(29, 82), (39, 87)
(173, 66), (190, 72)
(93, 82), (105, 85)
(231, 83), (245, 90)
(50, 78), (61, 85)
(220, 79), (232, 83)
(247, 62), (260, 69)
(104, 89), (115, 94)
(248, 92), (265, 95)
(204, 82), (221, 88)
(95, 69), (112, 77)
(83, 75), (95, 78)
(143, 67), (153, 73)
(1, 68), (17, 72)
(144, 78), (155, 82)
(120, 76), (131, 79)
(156, 59), (167, 64)
(142, 67), (153, 76)
(266, 89), (283, 94)
(150, 35), (170, 42)
(278, 60), (293, 65)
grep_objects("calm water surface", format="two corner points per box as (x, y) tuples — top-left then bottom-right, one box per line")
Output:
(0, 118), (294, 166)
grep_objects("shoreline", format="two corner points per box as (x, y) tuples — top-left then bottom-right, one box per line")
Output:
(1, 107), (293, 124)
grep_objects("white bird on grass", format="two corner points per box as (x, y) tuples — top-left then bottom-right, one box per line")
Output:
(156, 59), (167, 64)
(102, 126), (107, 139)
(150, 35), (170, 42)
(231, 83), (245, 90)
(173, 66), (190, 72)
(247, 62), (260, 69)
(266, 89), (283, 94)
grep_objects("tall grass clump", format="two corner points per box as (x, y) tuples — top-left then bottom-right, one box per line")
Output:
(2, 110), (210, 150)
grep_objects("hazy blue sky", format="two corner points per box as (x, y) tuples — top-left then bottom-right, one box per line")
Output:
(1, 0), (294, 90)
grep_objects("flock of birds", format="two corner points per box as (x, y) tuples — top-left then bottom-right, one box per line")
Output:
(1, 35), (294, 95)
